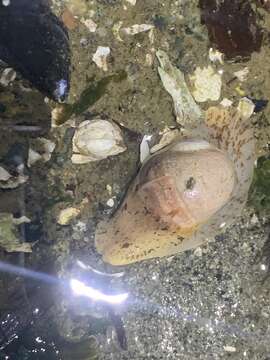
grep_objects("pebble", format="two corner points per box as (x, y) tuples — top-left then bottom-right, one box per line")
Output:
(92, 46), (111, 71)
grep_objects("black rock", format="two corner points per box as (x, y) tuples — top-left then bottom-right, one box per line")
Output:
(199, 0), (262, 59)
(0, 0), (70, 102)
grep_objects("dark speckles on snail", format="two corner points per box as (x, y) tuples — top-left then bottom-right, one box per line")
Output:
(95, 104), (256, 266)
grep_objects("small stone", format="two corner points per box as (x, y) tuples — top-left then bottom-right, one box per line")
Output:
(145, 53), (153, 67)
(106, 198), (115, 207)
(125, 0), (136, 4)
(92, 46), (110, 71)
(223, 346), (236, 353)
(82, 18), (97, 32)
(194, 247), (203, 257)
(106, 184), (113, 195)
(234, 67), (249, 82)
(220, 98), (233, 107)
(121, 24), (154, 35)
(250, 213), (259, 225)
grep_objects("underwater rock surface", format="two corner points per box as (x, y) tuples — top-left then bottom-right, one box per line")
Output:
(0, 0), (70, 101)
(199, 0), (262, 59)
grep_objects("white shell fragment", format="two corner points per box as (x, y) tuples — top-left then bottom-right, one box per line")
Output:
(82, 18), (97, 33)
(106, 198), (115, 207)
(140, 135), (151, 163)
(220, 98), (233, 107)
(92, 46), (110, 71)
(121, 24), (154, 35)
(189, 65), (222, 102)
(57, 207), (81, 225)
(28, 149), (43, 167)
(72, 119), (126, 164)
(223, 346), (236, 353)
(28, 138), (56, 167)
(237, 97), (255, 119)
(125, 0), (136, 5)
(0, 213), (32, 253)
(156, 50), (202, 126)
(234, 67), (249, 82)
(0, 166), (12, 181)
(0, 165), (28, 189)
(150, 128), (180, 154)
(13, 216), (31, 225)
(112, 21), (124, 42)
(209, 48), (224, 64)
(0, 67), (16, 86)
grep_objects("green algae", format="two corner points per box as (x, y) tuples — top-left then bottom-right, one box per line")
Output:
(54, 71), (127, 126)
(249, 156), (270, 215)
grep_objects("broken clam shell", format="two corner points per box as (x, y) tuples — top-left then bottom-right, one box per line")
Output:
(72, 119), (126, 164)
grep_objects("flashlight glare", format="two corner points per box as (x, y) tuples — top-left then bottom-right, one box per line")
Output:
(70, 279), (128, 304)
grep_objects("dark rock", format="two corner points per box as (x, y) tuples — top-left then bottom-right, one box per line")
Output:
(199, 0), (263, 59)
(0, 0), (70, 102)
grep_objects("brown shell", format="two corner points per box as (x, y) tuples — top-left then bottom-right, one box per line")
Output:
(95, 104), (255, 265)
(95, 140), (236, 265)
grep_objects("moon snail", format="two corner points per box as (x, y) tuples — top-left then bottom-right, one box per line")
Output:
(95, 52), (256, 266)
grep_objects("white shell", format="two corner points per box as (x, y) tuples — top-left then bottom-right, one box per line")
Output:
(121, 24), (154, 35)
(189, 65), (222, 103)
(92, 47), (110, 72)
(72, 119), (126, 164)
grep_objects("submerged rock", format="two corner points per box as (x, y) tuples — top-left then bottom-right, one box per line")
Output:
(0, 0), (70, 101)
(199, 0), (262, 59)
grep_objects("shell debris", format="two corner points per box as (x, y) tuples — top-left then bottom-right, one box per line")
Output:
(82, 18), (97, 33)
(121, 24), (154, 36)
(125, 0), (136, 5)
(189, 65), (222, 102)
(92, 46), (111, 71)
(209, 48), (224, 64)
(57, 207), (81, 226)
(28, 138), (56, 167)
(234, 67), (249, 82)
(0, 67), (16, 86)
(71, 119), (126, 164)
(156, 50), (202, 126)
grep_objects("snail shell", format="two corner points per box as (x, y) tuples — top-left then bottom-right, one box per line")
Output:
(95, 104), (255, 266)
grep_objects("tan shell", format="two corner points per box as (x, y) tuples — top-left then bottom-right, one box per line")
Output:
(95, 105), (255, 265)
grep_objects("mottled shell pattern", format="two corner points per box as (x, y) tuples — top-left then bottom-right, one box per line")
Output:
(95, 51), (255, 266)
